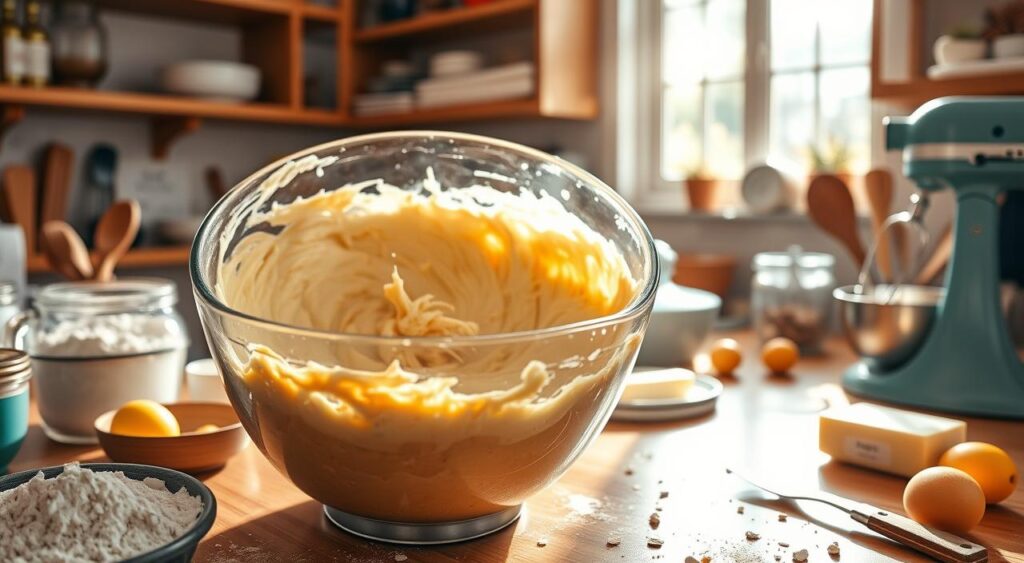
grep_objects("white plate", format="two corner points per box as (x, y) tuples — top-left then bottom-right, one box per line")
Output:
(611, 371), (723, 422)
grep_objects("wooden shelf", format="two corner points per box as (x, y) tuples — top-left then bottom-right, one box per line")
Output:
(92, 0), (293, 24)
(0, 86), (344, 126)
(27, 246), (191, 273)
(354, 0), (536, 43)
(873, 74), (1024, 106)
(349, 98), (545, 127)
(301, 3), (342, 22)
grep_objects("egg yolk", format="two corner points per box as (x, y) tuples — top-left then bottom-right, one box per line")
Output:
(110, 400), (181, 437)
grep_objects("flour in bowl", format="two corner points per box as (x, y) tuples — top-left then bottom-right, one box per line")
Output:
(0, 462), (203, 562)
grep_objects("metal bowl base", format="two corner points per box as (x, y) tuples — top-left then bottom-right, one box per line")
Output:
(323, 504), (522, 545)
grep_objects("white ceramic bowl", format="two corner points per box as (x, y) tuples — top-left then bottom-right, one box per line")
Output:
(637, 284), (721, 367)
(185, 358), (228, 403)
(162, 60), (261, 102)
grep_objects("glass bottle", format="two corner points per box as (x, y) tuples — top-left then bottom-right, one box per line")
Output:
(51, 0), (106, 87)
(1, 0), (23, 85)
(23, 0), (49, 87)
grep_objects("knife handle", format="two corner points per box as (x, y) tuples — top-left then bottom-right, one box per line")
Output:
(851, 508), (988, 563)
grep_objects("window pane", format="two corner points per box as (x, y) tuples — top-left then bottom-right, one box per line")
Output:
(705, 81), (744, 178)
(662, 84), (703, 181)
(770, 0), (816, 71)
(769, 72), (815, 170)
(819, 67), (870, 173)
(705, 0), (745, 80)
(820, 0), (872, 66)
(663, 5), (704, 85)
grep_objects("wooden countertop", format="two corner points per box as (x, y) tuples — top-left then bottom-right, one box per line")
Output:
(8, 331), (1024, 562)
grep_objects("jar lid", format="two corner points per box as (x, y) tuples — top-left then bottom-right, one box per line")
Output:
(0, 348), (31, 387)
(752, 248), (835, 270)
(33, 278), (177, 314)
(0, 280), (14, 306)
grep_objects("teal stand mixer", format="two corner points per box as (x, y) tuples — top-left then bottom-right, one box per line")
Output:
(842, 97), (1024, 418)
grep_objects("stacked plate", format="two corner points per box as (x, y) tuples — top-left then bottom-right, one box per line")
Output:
(611, 368), (723, 422)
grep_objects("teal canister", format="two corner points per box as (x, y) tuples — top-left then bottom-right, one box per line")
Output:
(0, 349), (31, 474)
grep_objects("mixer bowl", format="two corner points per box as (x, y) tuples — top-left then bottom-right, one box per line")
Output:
(834, 284), (944, 371)
(190, 132), (657, 543)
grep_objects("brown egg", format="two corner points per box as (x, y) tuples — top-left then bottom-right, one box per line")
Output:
(903, 466), (985, 535)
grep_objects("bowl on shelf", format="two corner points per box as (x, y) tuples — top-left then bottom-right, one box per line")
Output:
(674, 253), (737, 301)
(834, 284), (943, 370)
(190, 131), (658, 544)
(94, 402), (247, 473)
(0, 462), (216, 562)
(161, 60), (261, 102)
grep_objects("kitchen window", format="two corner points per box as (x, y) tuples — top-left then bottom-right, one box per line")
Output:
(619, 0), (874, 208)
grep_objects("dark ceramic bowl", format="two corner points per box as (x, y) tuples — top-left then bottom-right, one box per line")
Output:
(0, 463), (216, 562)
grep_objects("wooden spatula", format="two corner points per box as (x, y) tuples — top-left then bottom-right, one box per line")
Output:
(92, 200), (141, 282)
(41, 221), (93, 281)
(807, 174), (866, 267)
(864, 169), (894, 279)
(1, 166), (37, 256)
(41, 143), (73, 228)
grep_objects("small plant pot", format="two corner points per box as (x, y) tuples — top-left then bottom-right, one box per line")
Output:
(685, 178), (719, 212)
(993, 34), (1024, 58)
(933, 35), (987, 65)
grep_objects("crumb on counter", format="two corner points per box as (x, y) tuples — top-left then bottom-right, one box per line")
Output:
(779, 542), (790, 547)
(827, 542), (840, 556)
(745, 531), (761, 541)
(536, 538), (548, 547)
(793, 548), (809, 562)
(685, 557), (700, 563)
(778, 513), (788, 522)
(625, 467), (635, 476)
(659, 490), (669, 499)
(647, 536), (664, 548)
(606, 535), (621, 547)
(649, 512), (661, 529)
(737, 506), (745, 514)
(394, 555), (407, 562)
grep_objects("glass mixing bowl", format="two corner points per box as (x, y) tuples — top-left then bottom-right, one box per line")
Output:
(190, 131), (657, 544)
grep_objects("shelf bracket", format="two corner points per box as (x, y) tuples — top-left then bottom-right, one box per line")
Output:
(0, 104), (25, 147)
(151, 116), (201, 160)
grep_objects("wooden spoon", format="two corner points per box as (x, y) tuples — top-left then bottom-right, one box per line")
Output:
(864, 169), (894, 279)
(41, 221), (93, 281)
(1, 166), (37, 255)
(915, 223), (953, 285)
(807, 174), (866, 267)
(92, 200), (140, 282)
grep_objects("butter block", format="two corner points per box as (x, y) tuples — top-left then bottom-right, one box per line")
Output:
(819, 402), (966, 477)
(620, 368), (695, 402)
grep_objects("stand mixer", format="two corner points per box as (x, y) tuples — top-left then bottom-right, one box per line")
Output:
(842, 97), (1024, 418)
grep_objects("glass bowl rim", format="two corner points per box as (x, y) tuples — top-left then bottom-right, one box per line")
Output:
(190, 130), (659, 347)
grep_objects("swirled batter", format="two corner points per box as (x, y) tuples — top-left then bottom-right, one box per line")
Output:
(215, 167), (642, 521)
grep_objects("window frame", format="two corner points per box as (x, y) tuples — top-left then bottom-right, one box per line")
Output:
(619, 0), (871, 212)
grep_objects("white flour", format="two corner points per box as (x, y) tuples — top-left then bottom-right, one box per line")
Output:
(34, 314), (185, 357)
(0, 462), (203, 562)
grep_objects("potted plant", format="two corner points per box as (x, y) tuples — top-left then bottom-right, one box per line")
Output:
(807, 138), (852, 187)
(985, 1), (1024, 58)
(683, 165), (719, 212)
(934, 25), (986, 65)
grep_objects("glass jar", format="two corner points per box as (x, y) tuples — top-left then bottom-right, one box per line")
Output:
(0, 348), (31, 473)
(51, 0), (107, 87)
(751, 246), (835, 354)
(0, 281), (17, 330)
(3, 279), (188, 444)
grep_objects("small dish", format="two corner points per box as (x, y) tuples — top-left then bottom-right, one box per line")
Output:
(161, 60), (261, 102)
(0, 462), (216, 562)
(95, 402), (247, 473)
(611, 370), (723, 422)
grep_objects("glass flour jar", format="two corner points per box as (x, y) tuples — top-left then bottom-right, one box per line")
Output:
(3, 279), (188, 444)
(751, 246), (835, 354)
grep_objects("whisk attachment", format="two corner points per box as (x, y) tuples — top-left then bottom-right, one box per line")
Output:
(857, 192), (931, 303)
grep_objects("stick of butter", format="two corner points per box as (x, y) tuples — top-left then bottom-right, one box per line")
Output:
(620, 368), (695, 402)
(819, 402), (966, 477)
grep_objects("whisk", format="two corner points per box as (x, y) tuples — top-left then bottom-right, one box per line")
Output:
(856, 191), (931, 304)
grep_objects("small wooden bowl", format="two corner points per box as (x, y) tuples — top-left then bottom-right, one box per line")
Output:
(95, 402), (248, 474)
